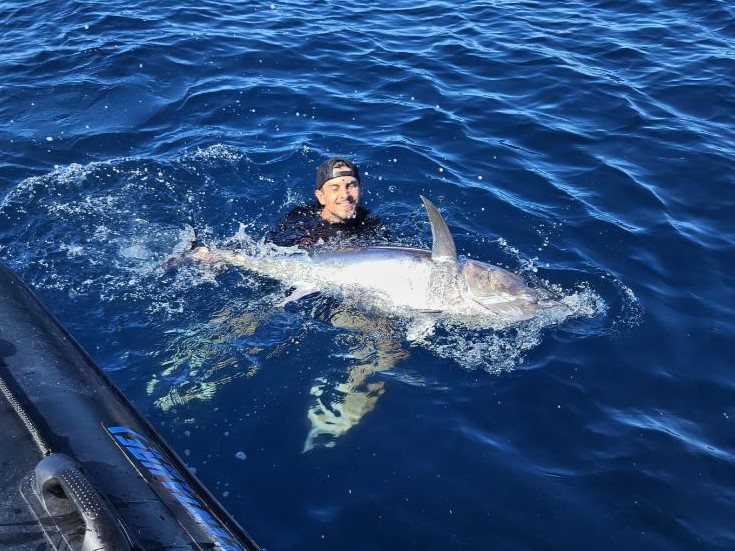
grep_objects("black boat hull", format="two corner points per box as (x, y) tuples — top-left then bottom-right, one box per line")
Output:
(0, 262), (259, 551)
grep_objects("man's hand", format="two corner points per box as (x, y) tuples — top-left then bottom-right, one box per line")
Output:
(189, 246), (227, 269)
(297, 236), (316, 249)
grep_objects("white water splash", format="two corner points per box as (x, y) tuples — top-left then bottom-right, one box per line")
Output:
(0, 152), (636, 377)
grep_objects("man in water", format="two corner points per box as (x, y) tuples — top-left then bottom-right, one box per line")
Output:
(267, 156), (390, 249)
(265, 157), (403, 450)
(187, 156), (401, 451)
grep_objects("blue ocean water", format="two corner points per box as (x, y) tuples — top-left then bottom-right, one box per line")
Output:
(1, 0), (734, 549)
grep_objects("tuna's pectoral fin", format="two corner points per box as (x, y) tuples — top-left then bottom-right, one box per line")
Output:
(420, 196), (457, 263)
(279, 285), (320, 307)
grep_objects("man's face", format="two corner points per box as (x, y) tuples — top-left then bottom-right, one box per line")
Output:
(315, 175), (361, 223)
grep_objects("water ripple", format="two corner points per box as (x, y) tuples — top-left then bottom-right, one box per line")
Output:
(2, 1), (734, 549)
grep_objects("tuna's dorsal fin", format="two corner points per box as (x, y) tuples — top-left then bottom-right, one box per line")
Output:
(420, 196), (457, 263)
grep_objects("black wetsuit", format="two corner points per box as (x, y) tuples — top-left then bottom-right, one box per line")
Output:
(267, 203), (391, 249)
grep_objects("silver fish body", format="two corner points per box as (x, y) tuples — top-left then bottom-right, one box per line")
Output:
(219, 197), (559, 324)
(266, 245), (554, 322)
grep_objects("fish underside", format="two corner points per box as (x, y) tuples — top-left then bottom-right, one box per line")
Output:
(218, 197), (564, 329)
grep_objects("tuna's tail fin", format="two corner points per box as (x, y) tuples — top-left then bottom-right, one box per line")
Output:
(163, 211), (206, 270)
(187, 210), (206, 250)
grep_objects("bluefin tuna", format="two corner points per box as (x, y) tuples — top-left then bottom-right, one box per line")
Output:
(203, 197), (562, 325)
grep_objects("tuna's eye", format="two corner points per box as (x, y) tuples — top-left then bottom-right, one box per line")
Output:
(526, 281), (537, 289)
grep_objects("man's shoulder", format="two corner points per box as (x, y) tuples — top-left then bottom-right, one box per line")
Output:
(346, 206), (391, 241)
(353, 205), (376, 221)
(268, 203), (324, 247)
(281, 203), (321, 220)
(354, 206), (387, 226)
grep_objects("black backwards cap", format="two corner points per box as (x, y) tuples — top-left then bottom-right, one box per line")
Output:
(315, 157), (361, 190)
